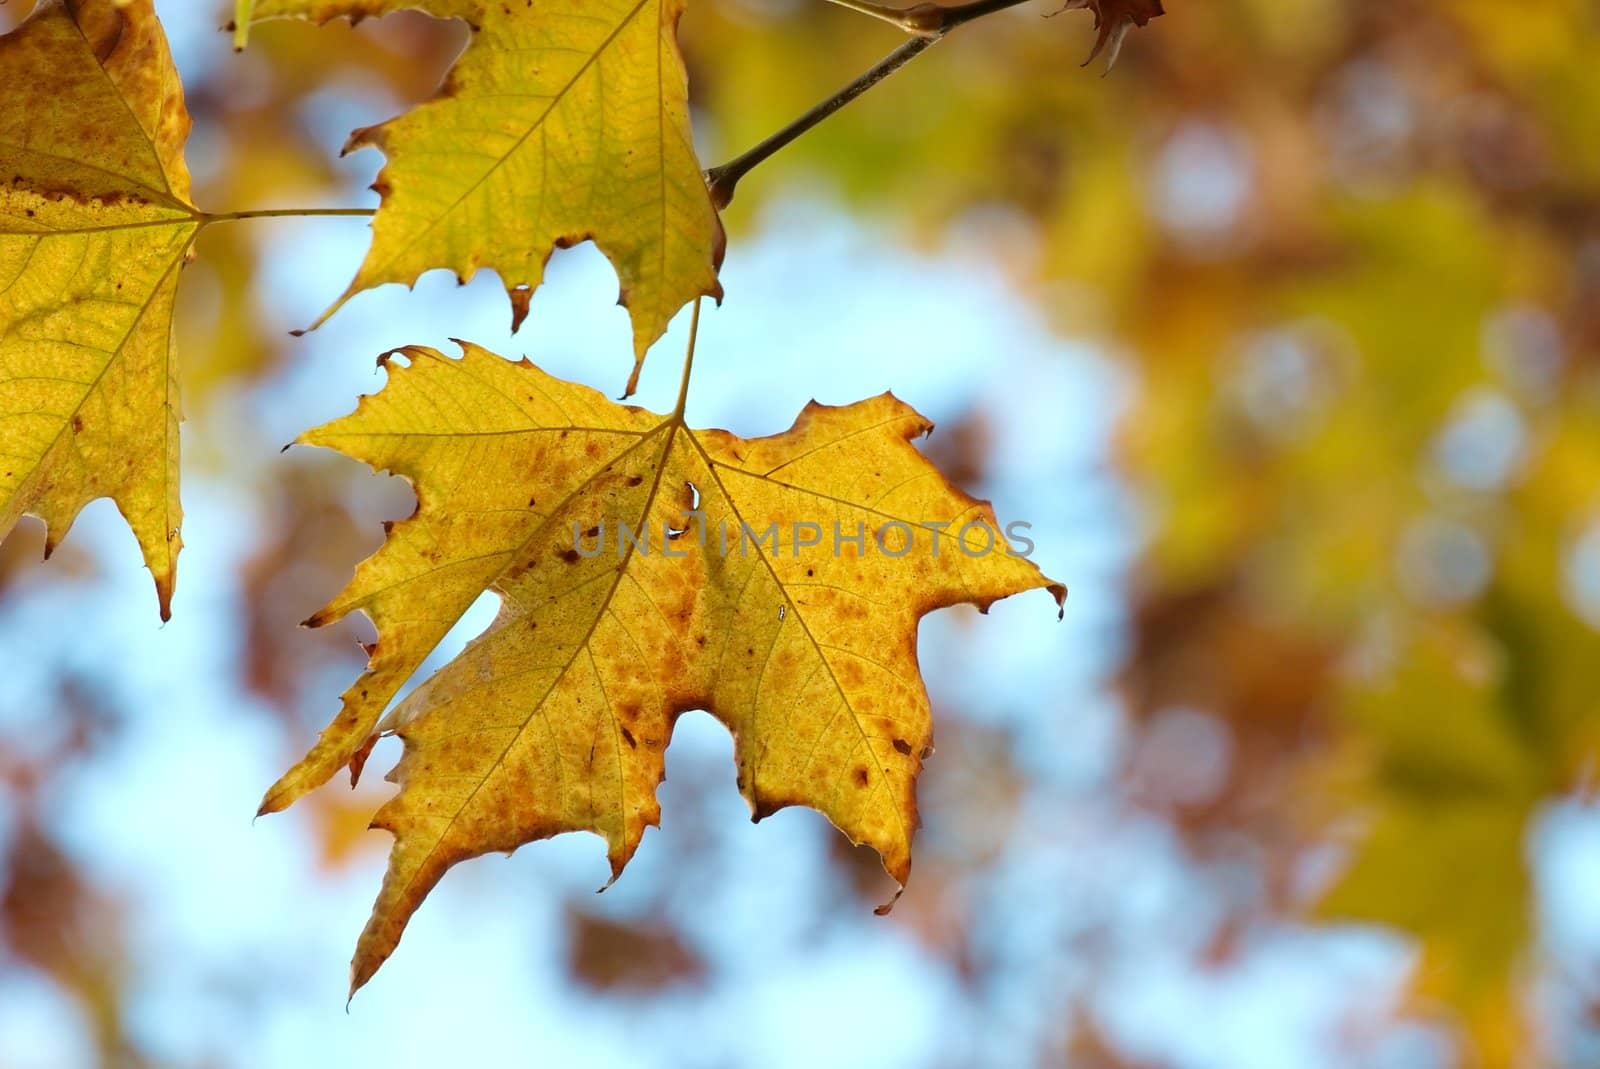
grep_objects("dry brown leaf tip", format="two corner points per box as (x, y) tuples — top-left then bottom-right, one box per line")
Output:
(1060, 0), (1165, 69)
(260, 342), (1064, 992)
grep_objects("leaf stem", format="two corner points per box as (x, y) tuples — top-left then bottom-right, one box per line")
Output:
(673, 297), (703, 421)
(923, 0), (1051, 31)
(200, 207), (376, 225)
(704, 0), (1040, 208)
(819, 0), (941, 31)
(825, 0), (1041, 33)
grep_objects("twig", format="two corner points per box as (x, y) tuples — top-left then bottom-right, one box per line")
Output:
(704, 0), (1040, 207)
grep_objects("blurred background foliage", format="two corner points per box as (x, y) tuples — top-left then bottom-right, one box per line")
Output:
(2, 0), (1600, 1066)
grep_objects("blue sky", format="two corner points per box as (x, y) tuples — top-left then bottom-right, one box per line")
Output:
(9, 2), (1599, 1066)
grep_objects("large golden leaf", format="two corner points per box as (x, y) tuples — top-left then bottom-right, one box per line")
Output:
(240, 0), (724, 392)
(0, 0), (200, 619)
(264, 341), (1063, 990)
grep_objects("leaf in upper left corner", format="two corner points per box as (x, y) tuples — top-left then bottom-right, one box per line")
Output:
(0, 0), (200, 618)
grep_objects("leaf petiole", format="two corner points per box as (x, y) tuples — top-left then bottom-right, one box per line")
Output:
(672, 297), (704, 421)
(199, 207), (376, 225)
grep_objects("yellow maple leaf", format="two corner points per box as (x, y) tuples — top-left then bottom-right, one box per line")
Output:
(262, 340), (1064, 991)
(239, 0), (725, 393)
(0, 0), (200, 619)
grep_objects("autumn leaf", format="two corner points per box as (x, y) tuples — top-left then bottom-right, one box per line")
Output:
(238, 0), (725, 393)
(1317, 624), (1546, 1066)
(261, 341), (1063, 991)
(0, 0), (200, 620)
(1061, 0), (1164, 69)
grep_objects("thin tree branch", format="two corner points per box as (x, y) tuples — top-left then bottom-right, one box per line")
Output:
(705, 37), (933, 210)
(704, 0), (1040, 208)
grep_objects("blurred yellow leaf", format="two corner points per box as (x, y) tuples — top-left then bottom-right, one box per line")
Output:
(1320, 624), (1547, 1067)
